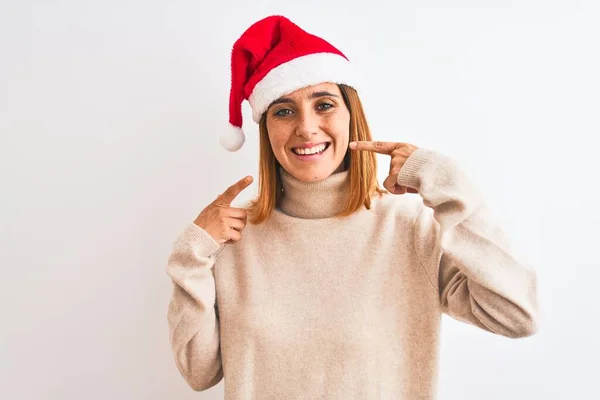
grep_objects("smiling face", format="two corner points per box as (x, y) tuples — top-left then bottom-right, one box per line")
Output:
(265, 83), (351, 182)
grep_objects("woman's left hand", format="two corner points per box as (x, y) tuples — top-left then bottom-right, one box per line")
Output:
(349, 141), (420, 195)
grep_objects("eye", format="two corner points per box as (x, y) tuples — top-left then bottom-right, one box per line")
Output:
(317, 103), (334, 111)
(274, 108), (293, 117)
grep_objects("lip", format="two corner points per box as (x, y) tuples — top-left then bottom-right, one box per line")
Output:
(290, 142), (331, 161)
(290, 141), (330, 150)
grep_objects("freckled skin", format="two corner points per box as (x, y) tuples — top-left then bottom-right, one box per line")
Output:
(265, 83), (350, 183)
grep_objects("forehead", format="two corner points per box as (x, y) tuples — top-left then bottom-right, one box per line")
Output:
(280, 82), (341, 100)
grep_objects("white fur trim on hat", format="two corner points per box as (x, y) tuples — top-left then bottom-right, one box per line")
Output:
(248, 52), (359, 123)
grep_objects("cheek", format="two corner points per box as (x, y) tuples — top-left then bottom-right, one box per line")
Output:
(328, 114), (350, 144)
(266, 123), (291, 152)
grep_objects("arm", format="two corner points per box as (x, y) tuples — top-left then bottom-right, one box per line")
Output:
(166, 222), (225, 390)
(398, 148), (539, 338)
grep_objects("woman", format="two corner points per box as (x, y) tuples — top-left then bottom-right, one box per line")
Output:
(166, 15), (539, 399)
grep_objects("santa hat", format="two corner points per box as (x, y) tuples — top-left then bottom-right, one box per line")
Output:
(220, 15), (359, 151)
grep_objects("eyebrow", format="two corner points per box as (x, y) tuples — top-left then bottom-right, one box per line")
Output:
(309, 91), (340, 99)
(269, 91), (340, 107)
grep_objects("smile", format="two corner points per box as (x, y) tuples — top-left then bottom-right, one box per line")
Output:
(292, 142), (331, 160)
(292, 142), (331, 155)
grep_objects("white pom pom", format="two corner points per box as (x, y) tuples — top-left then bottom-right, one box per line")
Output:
(219, 125), (246, 152)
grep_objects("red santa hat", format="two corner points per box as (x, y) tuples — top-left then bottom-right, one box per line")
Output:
(220, 15), (359, 151)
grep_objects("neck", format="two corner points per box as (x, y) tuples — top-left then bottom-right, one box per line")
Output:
(278, 167), (350, 219)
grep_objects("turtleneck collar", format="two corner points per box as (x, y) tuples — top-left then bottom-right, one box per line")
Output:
(277, 167), (350, 219)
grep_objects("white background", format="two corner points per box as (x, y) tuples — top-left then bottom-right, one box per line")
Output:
(1, 0), (598, 399)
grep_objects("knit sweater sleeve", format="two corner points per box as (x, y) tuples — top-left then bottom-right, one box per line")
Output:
(166, 222), (224, 391)
(397, 148), (539, 338)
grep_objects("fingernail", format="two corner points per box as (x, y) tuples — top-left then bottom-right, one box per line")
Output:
(349, 142), (357, 149)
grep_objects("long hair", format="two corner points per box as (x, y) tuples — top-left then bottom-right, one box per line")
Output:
(247, 84), (387, 224)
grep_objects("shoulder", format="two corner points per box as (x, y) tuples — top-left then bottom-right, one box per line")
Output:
(370, 191), (430, 226)
(371, 192), (439, 254)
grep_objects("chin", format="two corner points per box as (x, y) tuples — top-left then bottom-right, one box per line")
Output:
(287, 165), (337, 182)
(279, 147), (344, 182)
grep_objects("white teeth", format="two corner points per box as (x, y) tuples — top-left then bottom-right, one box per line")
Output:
(293, 144), (327, 155)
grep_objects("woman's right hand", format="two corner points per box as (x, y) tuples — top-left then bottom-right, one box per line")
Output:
(193, 176), (254, 245)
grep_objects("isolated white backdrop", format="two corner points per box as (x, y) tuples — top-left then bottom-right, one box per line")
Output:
(1, 0), (598, 399)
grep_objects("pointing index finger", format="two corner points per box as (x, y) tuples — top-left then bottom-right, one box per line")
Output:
(216, 176), (253, 205)
(349, 141), (397, 155)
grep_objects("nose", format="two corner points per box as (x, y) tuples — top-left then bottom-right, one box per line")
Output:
(294, 110), (319, 139)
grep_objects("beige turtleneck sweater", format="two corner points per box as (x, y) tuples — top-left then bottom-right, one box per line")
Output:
(165, 148), (539, 399)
